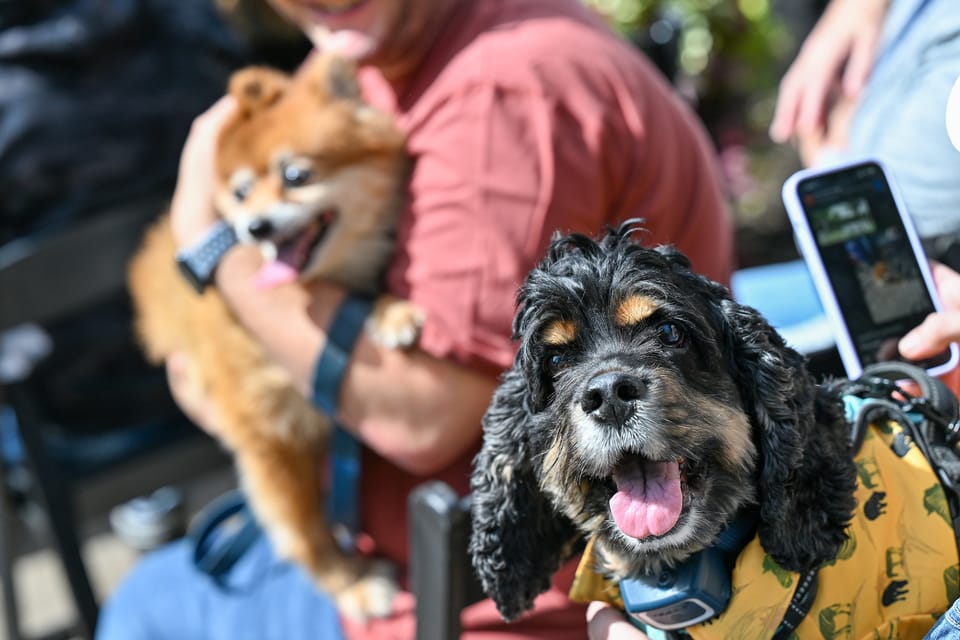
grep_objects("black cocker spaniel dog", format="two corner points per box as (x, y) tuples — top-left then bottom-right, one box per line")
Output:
(469, 220), (857, 621)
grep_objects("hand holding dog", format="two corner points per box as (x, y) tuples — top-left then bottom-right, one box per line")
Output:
(899, 262), (960, 359)
(170, 95), (237, 250)
(165, 352), (220, 437)
(162, 95), (238, 439)
(899, 262), (960, 393)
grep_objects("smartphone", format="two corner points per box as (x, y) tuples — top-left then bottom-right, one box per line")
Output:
(782, 158), (958, 379)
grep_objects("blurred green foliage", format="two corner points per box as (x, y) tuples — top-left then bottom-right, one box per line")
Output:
(586, 0), (797, 142)
(586, 0), (816, 264)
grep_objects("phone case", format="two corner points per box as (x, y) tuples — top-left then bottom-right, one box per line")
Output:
(781, 157), (958, 378)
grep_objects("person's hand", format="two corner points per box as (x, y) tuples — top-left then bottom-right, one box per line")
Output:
(165, 352), (221, 437)
(170, 95), (238, 250)
(899, 262), (960, 360)
(587, 602), (650, 640)
(769, 0), (888, 150)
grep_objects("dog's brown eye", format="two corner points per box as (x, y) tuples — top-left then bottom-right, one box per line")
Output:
(656, 322), (684, 347)
(233, 181), (252, 202)
(545, 353), (568, 375)
(229, 170), (254, 202)
(282, 163), (312, 188)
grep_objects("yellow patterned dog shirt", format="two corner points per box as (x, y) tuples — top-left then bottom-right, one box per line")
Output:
(570, 420), (960, 639)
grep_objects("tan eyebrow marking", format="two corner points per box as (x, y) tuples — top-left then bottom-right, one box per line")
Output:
(615, 295), (659, 326)
(542, 319), (577, 345)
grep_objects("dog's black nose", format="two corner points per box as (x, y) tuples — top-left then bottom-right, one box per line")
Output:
(580, 371), (645, 424)
(248, 218), (274, 239)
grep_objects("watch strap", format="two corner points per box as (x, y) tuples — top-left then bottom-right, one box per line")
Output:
(175, 220), (239, 293)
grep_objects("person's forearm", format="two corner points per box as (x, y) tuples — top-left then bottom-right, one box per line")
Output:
(769, 0), (889, 145)
(818, 0), (889, 20)
(215, 245), (495, 475)
(216, 245), (333, 388)
(339, 338), (496, 474)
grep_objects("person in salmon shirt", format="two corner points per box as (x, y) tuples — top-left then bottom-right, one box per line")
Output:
(97, 1), (734, 638)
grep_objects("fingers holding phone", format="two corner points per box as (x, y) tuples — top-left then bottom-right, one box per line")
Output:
(587, 602), (650, 640)
(782, 159), (959, 378)
(899, 262), (960, 360)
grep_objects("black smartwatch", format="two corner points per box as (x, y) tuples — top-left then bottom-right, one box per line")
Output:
(175, 220), (239, 293)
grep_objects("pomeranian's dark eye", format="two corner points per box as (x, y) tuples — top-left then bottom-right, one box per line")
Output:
(282, 163), (312, 188)
(233, 181), (252, 202)
(656, 322), (684, 347)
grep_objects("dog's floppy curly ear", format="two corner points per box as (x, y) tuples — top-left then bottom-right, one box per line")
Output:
(720, 299), (856, 573)
(470, 366), (578, 621)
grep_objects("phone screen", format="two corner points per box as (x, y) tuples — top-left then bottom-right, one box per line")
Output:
(795, 162), (952, 370)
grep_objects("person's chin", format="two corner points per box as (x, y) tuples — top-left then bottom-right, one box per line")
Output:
(307, 25), (379, 60)
(295, 0), (377, 30)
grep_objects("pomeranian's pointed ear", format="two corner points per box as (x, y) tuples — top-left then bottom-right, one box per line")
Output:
(470, 366), (578, 621)
(228, 66), (291, 115)
(719, 298), (856, 573)
(304, 53), (362, 103)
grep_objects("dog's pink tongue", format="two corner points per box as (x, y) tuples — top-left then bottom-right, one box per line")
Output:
(255, 232), (314, 290)
(609, 460), (682, 539)
(255, 261), (298, 290)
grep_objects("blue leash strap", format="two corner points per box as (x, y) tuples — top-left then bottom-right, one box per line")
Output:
(327, 423), (361, 552)
(188, 427), (362, 579)
(312, 294), (374, 417)
(188, 292), (371, 581)
(190, 490), (262, 583)
(313, 293), (373, 551)
(311, 294), (372, 553)
(191, 294), (371, 577)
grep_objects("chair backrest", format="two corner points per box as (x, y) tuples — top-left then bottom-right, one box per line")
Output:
(409, 481), (485, 640)
(0, 197), (162, 333)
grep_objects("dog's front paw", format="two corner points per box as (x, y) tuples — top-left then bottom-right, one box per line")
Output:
(334, 559), (398, 621)
(365, 297), (425, 349)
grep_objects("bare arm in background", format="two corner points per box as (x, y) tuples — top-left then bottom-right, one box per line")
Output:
(769, 0), (890, 163)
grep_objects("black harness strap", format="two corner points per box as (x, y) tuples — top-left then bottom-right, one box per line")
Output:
(771, 569), (819, 640)
(839, 362), (960, 549)
(656, 568), (818, 640)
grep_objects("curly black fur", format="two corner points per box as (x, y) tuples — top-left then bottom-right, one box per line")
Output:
(469, 220), (857, 621)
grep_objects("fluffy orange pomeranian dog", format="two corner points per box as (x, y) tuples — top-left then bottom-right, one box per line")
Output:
(128, 54), (419, 618)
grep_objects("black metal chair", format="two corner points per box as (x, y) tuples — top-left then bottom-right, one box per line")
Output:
(0, 199), (228, 640)
(408, 481), (484, 640)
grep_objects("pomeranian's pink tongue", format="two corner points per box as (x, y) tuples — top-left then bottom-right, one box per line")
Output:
(255, 230), (317, 290)
(609, 460), (682, 539)
(255, 261), (298, 290)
